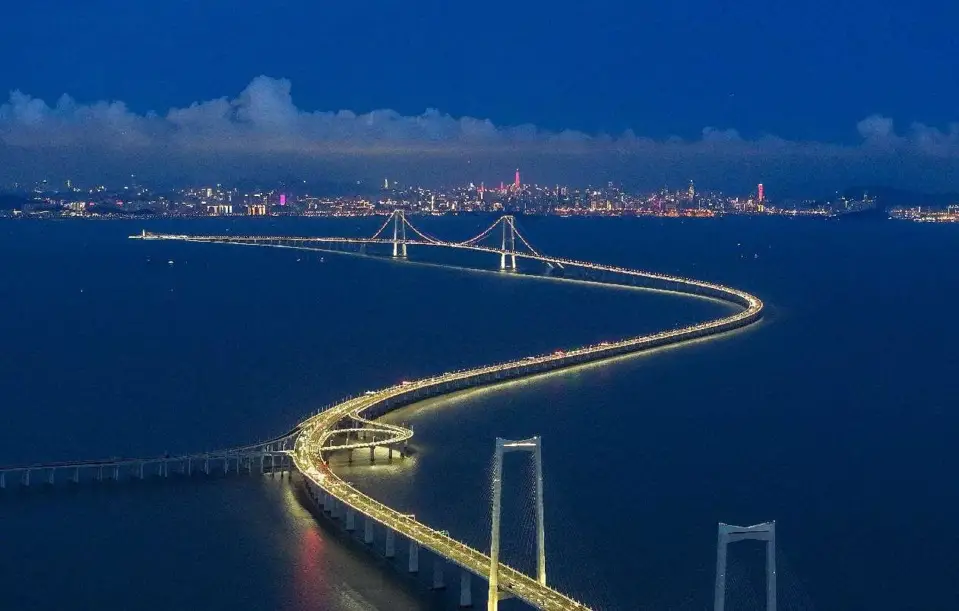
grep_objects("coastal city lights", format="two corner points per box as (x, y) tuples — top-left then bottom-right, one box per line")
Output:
(2, 174), (921, 220)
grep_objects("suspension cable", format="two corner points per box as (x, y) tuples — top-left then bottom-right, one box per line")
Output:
(369, 213), (397, 240)
(457, 217), (504, 246)
(403, 217), (442, 244)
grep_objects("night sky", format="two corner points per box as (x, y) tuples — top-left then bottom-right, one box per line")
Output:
(1, 0), (957, 194)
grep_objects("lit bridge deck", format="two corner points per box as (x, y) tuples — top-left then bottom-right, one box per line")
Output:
(128, 212), (764, 610)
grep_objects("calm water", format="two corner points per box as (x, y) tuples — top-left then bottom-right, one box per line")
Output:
(0, 216), (957, 610)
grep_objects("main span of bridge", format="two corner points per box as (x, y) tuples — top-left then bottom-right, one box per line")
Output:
(125, 212), (764, 610)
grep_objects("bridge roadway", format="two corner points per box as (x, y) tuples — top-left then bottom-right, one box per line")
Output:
(136, 228), (763, 611)
(0, 428), (300, 486)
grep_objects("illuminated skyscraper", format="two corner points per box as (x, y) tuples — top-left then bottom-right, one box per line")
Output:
(514, 169), (521, 190)
(758, 183), (765, 203)
(688, 180), (696, 202)
(279, 194), (286, 206)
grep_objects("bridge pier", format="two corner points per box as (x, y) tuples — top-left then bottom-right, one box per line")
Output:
(385, 529), (396, 558)
(0, 472), (5, 489)
(24, 470), (30, 486)
(346, 509), (356, 531)
(138, 463), (145, 480)
(48, 468), (55, 485)
(112, 465), (119, 481)
(204, 459), (210, 475)
(459, 570), (472, 607)
(408, 540), (419, 573)
(72, 467), (79, 484)
(369, 446), (375, 463)
(364, 518), (374, 544)
(223, 457), (229, 474)
(432, 559), (445, 590)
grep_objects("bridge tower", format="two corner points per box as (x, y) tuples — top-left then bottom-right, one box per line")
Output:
(392, 210), (408, 258)
(488, 436), (546, 611)
(714, 521), (777, 611)
(499, 215), (517, 271)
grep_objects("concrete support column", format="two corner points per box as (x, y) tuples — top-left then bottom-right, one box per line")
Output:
(1, 472), (5, 489)
(24, 470), (31, 486)
(48, 469), (55, 485)
(72, 467), (79, 483)
(388, 446), (393, 460)
(432, 559), (445, 590)
(364, 518), (374, 544)
(138, 463), (144, 480)
(97, 466), (103, 482)
(204, 459), (210, 475)
(459, 571), (472, 607)
(187, 458), (192, 476)
(408, 540), (419, 573)
(370, 446), (375, 462)
(224, 457), (229, 474)
(113, 466), (119, 480)
(385, 529), (396, 558)
(346, 509), (356, 531)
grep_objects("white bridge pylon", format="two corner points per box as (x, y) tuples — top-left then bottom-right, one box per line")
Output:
(714, 521), (777, 611)
(489, 436), (547, 611)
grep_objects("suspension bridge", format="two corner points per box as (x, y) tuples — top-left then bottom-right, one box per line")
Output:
(2, 213), (768, 611)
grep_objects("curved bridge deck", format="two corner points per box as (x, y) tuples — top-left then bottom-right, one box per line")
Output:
(134, 215), (763, 610)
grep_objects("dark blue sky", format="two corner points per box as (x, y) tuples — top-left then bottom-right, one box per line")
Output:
(1, 0), (958, 192)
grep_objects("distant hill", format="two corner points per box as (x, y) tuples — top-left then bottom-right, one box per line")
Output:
(843, 186), (959, 210)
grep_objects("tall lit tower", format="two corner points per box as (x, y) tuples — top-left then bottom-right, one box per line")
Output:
(758, 183), (765, 203)
(514, 169), (521, 190)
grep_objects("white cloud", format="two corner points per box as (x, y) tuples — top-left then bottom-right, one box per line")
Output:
(2, 75), (959, 192)
(857, 114), (897, 143)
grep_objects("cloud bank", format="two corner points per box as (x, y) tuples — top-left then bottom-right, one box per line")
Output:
(2, 75), (959, 195)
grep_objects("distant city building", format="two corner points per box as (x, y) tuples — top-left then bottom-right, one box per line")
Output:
(207, 203), (232, 215)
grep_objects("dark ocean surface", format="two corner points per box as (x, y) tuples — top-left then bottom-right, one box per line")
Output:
(0, 216), (956, 611)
